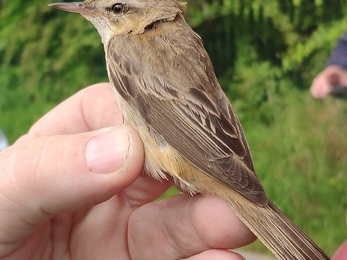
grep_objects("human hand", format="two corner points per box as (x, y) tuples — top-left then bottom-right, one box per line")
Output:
(332, 240), (347, 260)
(310, 65), (347, 99)
(0, 83), (255, 260)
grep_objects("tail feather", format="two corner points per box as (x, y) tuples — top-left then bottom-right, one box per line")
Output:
(226, 197), (330, 260)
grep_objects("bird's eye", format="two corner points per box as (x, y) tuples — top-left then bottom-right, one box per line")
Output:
(111, 3), (125, 14)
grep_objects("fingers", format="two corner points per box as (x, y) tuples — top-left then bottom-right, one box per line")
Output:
(185, 249), (245, 260)
(188, 196), (255, 249)
(121, 176), (173, 207)
(0, 125), (144, 256)
(128, 195), (255, 260)
(310, 72), (332, 99)
(332, 240), (347, 260)
(311, 66), (347, 99)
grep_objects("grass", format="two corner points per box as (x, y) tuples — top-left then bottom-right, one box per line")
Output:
(1, 86), (346, 257)
(239, 89), (347, 255)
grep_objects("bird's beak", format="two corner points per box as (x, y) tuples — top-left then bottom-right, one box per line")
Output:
(49, 2), (95, 15)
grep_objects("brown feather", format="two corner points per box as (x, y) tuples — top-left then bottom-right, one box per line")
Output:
(106, 15), (267, 204)
(105, 11), (330, 259)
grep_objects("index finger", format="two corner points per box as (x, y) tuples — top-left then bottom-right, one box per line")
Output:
(26, 83), (122, 138)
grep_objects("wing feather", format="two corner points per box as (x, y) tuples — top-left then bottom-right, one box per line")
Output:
(106, 18), (267, 204)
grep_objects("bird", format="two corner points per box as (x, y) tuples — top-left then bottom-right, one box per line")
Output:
(49, 1), (330, 259)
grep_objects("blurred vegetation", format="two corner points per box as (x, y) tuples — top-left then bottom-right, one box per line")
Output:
(1, 0), (347, 256)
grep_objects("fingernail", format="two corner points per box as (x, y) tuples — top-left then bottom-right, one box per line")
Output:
(85, 127), (129, 173)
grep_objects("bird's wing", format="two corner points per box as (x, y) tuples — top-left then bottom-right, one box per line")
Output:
(106, 30), (267, 205)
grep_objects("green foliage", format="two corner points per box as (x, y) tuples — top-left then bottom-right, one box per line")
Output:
(0, 0), (107, 111)
(1, 0), (347, 256)
(243, 91), (347, 253)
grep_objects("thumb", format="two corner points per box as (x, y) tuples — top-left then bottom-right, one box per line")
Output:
(0, 125), (144, 255)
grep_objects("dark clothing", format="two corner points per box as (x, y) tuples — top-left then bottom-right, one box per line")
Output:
(328, 32), (347, 70)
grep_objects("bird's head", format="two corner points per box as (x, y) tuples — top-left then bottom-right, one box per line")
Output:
(50, 0), (186, 44)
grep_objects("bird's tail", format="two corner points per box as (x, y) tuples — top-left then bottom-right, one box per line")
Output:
(225, 196), (330, 260)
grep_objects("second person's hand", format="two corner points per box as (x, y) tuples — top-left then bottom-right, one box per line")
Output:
(311, 65), (347, 99)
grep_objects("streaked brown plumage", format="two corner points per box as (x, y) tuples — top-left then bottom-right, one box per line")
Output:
(49, 1), (330, 259)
